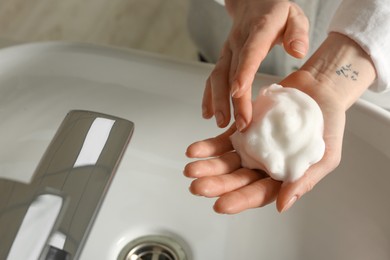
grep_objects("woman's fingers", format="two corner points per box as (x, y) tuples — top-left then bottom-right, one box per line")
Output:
(231, 89), (253, 132)
(214, 177), (282, 214)
(184, 151), (241, 178)
(228, 5), (306, 130)
(185, 124), (237, 158)
(227, 17), (281, 130)
(283, 3), (310, 58)
(230, 20), (279, 99)
(202, 78), (214, 119)
(207, 44), (233, 128)
(189, 168), (265, 198)
(204, 2), (311, 130)
(228, 29), (278, 130)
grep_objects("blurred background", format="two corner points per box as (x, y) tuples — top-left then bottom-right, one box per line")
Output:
(0, 0), (199, 61)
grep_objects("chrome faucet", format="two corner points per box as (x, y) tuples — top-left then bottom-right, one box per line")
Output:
(0, 110), (134, 260)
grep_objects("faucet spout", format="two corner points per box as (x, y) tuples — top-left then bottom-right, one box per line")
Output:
(0, 110), (134, 260)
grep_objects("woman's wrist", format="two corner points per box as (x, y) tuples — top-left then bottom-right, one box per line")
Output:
(300, 32), (376, 110)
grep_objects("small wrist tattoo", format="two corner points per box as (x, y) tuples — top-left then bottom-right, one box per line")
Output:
(336, 63), (359, 81)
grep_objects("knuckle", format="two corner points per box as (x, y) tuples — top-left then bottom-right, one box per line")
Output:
(240, 45), (266, 61)
(229, 28), (243, 48)
(328, 153), (342, 172)
(295, 14), (310, 32)
(250, 16), (269, 33)
(230, 28), (241, 40)
(210, 66), (225, 80)
(304, 178), (316, 193)
(323, 148), (342, 172)
(239, 45), (252, 57)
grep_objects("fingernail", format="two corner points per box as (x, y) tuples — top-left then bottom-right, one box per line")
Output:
(281, 195), (298, 213)
(290, 41), (306, 55)
(202, 106), (210, 118)
(189, 186), (201, 196)
(213, 203), (227, 215)
(235, 115), (247, 132)
(215, 111), (225, 127)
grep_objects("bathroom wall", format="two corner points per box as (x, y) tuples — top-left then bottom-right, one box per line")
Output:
(0, 0), (198, 61)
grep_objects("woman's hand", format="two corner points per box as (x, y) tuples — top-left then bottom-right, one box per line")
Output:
(186, 32), (376, 214)
(185, 70), (345, 214)
(203, 0), (309, 131)
(184, 124), (282, 213)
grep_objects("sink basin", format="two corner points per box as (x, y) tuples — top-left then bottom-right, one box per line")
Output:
(0, 43), (389, 259)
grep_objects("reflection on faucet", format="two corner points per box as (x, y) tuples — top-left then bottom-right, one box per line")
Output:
(7, 193), (63, 260)
(73, 118), (115, 168)
(0, 110), (134, 260)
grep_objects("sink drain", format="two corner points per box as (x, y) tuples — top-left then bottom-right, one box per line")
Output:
(118, 235), (188, 260)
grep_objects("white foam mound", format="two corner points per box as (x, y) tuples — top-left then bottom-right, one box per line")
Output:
(230, 84), (325, 182)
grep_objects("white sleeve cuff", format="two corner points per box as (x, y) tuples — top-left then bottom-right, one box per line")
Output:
(328, 0), (390, 92)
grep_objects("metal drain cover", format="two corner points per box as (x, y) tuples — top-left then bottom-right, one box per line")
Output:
(118, 235), (188, 260)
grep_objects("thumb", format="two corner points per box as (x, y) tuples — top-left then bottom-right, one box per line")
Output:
(276, 151), (342, 213)
(283, 3), (310, 58)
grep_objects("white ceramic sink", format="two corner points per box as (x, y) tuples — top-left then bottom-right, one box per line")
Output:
(0, 43), (389, 259)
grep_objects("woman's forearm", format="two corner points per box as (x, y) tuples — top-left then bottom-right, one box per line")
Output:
(300, 32), (377, 110)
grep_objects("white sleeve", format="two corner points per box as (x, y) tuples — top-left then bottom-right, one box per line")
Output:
(328, 0), (390, 92)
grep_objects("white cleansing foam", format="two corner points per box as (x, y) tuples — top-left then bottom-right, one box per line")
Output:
(230, 84), (325, 182)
